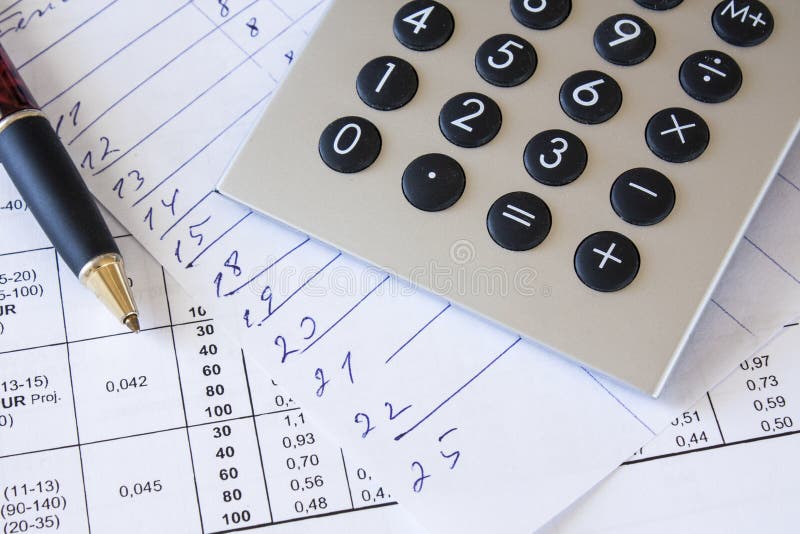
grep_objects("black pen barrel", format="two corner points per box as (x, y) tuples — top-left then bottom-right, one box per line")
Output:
(0, 112), (119, 275)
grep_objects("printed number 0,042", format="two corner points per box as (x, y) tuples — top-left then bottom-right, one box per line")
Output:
(450, 98), (485, 133)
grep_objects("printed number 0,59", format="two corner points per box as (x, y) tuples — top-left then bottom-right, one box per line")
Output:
(450, 98), (485, 133)
(539, 137), (568, 169)
(488, 40), (524, 69)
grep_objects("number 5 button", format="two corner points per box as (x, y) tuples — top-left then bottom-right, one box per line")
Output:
(475, 34), (537, 87)
(439, 92), (502, 148)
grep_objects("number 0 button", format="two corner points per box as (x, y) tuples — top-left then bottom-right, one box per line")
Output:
(475, 34), (537, 87)
(487, 192), (551, 251)
(560, 71), (622, 124)
(439, 92), (502, 148)
(394, 0), (454, 51)
(357, 56), (418, 111)
(319, 117), (381, 173)
(523, 129), (587, 186)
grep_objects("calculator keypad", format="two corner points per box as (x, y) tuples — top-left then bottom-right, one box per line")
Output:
(593, 13), (656, 66)
(711, 0), (773, 47)
(634, 0), (682, 10)
(439, 92), (502, 148)
(523, 129), (587, 187)
(679, 50), (742, 104)
(509, 0), (572, 30)
(611, 168), (675, 226)
(318, 117), (381, 173)
(402, 153), (466, 212)
(574, 231), (640, 292)
(645, 107), (709, 163)
(393, 0), (454, 51)
(357, 56), (418, 111)
(487, 192), (552, 251)
(475, 34), (537, 88)
(559, 70), (623, 125)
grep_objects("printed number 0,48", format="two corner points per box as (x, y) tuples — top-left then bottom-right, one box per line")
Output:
(333, 123), (362, 155)
(572, 79), (605, 107)
(488, 40), (524, 69)
(402, 6), (434, 34)
(450, 98), (485, 133)
(608, 19), (641, 47)
(539, 137), (568, 169)
(523, 0), (546, 13)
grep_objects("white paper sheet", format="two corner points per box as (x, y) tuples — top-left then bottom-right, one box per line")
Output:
(1, 1), (799, 532)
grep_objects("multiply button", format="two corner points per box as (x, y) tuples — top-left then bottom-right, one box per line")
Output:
(510, 0), (571, 30)
(645, 108), (709, 163)
(611, 168), (675, 226)
(680, 50), (742, 103)
(487, 192), (551, 251)
(394, 0), (454, 51)
(402, 153), (465, 212)
(712, 0), (773, 47)
(574, 231), (640, 292)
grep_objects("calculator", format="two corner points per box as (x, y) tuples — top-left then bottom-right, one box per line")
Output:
(219, 0), (800, 395)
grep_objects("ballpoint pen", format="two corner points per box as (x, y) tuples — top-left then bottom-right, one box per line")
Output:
(0, 44), (140, 332)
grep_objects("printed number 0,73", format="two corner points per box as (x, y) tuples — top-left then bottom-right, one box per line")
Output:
(450, 98), (485, 133)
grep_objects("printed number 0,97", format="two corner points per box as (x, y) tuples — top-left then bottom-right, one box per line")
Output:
(333, 123), (362, 155)
(402, 6), (434, 34)
(450, 98), (485, 133)
(608, 19), (641, 47)
(523, 0), (546, 12)
(539, 137), (568, 169)
(488, 40), (524, 69)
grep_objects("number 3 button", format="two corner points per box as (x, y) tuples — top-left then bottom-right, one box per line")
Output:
(439, 92), (502, 148)
(319, 117), (381, 173)
(524, 129), (587, 186)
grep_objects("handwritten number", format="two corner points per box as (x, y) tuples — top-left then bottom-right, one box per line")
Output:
(411, 461), (429, 493)
(341, 351), (354, 384)
(113, 178), (124, 199)
(300, 316), (316, 340)
(189, 216), (211, 246)
(285, 50), (294, 63)
(99, 136), (119, 160)
(213, 272), (223, 297)
(257, 286), (274, 325)
(314, 368), (329, 397)
(218, 0), (229, 17)
(174, 240), (182, 264)
(385, 401), (412, 421)
(81, 151), (95, 170)
(440, 449), (460, 470)
(130, 170), (144, 191)
(275, 335), (299, 363)
(354, 412), (375, 438)
(224, 250), (241, 276)
(243, 308), (253, 328)
(246, 17), (259, 37)
(160, 188), (179, 216)
(143, 207), (154, 231)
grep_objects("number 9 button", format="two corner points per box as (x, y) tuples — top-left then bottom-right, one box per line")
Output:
(594, 14), (656, 66)
(475, 34), (537, 87)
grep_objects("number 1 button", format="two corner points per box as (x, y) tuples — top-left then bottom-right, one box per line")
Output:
(439, 92), (502, 148)
(357, 56), (418, 111)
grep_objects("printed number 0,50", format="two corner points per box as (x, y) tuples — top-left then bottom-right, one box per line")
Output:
(450, 98), (485, 133)
(539, 137), (568, 169)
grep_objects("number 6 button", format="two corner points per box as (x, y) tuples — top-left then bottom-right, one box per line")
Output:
(319, 116), (381, 173)
(560, 70), (622, 124)
(439, 92), (502, 148)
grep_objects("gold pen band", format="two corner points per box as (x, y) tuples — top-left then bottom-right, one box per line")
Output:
(0, 108), (45, 135)
(79, 253), (140, 332)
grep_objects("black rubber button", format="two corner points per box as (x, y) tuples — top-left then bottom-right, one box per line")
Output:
(402, 153), (465, 212)
(357, 56), (418, 111)
(439, 92), (502, 148)
(594, 14), (656, 66)
(394, 0), (454, 51)
(487, 192), (551, 251)
(510, 0), (571, 30)
(475, 34), (537, 88)
(646, 108), (709, 163)
(611, 168), (675, 226)
(523, 129), (587, 186)
(634, 0), (682, 10)
(679, 50), (742, 103)
(319, 116), (381, 173)
(559, 70), (622, 124)
(712, 0), (773, 47)
(574, 231), (639, 292)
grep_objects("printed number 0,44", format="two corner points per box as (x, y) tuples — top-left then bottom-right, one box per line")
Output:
(450, 98), (485, 133)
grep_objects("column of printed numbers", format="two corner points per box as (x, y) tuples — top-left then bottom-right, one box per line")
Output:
(342, 457), (395, 510)
(706, 341), (799, 443)
(252, 377), (353, 521)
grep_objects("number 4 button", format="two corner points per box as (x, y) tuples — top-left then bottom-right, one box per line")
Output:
(394, 0), (454, 51)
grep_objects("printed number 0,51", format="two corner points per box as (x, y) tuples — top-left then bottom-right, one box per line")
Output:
(450, 98), (485, 133)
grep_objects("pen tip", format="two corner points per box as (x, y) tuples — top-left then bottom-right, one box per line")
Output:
(124, 314), (140, 333)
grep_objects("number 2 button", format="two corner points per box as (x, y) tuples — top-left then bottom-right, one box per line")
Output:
(439, 92), (502, 148)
